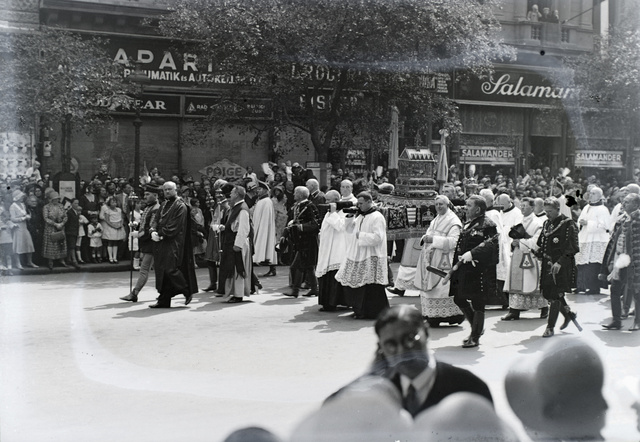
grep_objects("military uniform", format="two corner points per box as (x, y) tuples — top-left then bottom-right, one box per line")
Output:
(536, 214), (579, 336)
(450, 215), (499, 347)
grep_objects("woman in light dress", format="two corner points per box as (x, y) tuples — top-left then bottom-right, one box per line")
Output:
(99, 196), (126, 263)
(10, 189), (37, 268)
(414, 195), (464, 327)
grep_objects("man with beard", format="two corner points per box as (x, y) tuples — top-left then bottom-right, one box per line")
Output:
(325, 305), (492, 417)
(149, 181), (198, 308)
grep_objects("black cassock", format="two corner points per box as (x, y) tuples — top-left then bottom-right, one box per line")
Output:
(154, 196), (198, 303)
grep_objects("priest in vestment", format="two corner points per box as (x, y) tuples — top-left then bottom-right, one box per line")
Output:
(336, 191), (389, 319)
(150, 181), (198, 308)
(502, 197), (548, 320)
(315, 190), (348, 311)
(252, 184), (278, 276)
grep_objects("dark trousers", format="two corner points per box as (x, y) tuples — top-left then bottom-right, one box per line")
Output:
(290, 267), (317, 293)
(454, 295), (485, 312)
(610, 279), (625, 321)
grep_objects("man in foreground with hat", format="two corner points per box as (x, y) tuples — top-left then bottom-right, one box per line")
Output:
(120, 182), (161, 302)
(148, 181), (198, 308)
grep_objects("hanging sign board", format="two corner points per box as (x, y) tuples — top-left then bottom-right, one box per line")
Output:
(575, 150), (624, 168)
(199, 159), (246, 180)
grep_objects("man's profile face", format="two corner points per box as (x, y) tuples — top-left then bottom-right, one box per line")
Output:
(622, 195), (640, 215)
(544, 204), (560, 220)
(377, 320), (429, 379)
(465, 200), (478, 220)
(357, 197), (372, 213)
(294, 189), (305, 203)
(522, 202), (534, 217)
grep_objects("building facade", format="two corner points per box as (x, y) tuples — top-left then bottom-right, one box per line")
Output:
(2, 0), (638, 184)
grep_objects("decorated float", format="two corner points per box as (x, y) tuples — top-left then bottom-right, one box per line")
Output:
(378, 147), (439, 240)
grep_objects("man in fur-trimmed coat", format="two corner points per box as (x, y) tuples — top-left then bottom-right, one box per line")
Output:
(599, 193), (640, 331)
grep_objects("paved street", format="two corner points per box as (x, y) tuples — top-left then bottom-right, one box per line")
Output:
(1, 264), (639, 442)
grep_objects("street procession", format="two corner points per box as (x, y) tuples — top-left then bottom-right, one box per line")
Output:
(2, 1), (640, 441)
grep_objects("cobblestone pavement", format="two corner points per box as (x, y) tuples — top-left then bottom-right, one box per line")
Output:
(1, 263), (638, 441)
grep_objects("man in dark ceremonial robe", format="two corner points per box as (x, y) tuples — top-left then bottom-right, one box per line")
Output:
(450, 195), (499, 348)
(219, 185), (253, 303)
(535, 197), (579, 337)
(149, 181), (198, 308)
(282, 186), (319, 298)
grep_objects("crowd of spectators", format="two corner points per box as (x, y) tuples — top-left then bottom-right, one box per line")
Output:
(1, 157), (638, 275)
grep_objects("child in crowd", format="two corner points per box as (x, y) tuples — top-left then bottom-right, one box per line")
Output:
(87, 214), (103, 263)
(128, 199), (142, 270)
(0, 206), (17, 273)
(77, 211), (89, 264)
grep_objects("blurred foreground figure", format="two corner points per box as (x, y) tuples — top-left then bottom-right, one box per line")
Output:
(413, 392), (519, 442)
(505, 338), (607, 441)
(291, 376), (411, 442)
(223, 426), (282, 442)
(326, 305), (492, 417)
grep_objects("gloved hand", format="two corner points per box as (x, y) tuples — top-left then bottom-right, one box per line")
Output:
(151, 231), (161, 242)
(460, 251), (475, 266)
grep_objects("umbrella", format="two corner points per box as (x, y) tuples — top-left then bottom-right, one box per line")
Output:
(388, 106), (399, 170)
(436, 129), (449, 186)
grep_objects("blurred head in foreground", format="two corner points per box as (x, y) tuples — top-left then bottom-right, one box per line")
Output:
(505, 338), (607, 441)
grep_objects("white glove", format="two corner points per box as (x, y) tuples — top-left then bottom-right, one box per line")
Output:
(151, 231), (161, 242)
(460, 251), (475, 266)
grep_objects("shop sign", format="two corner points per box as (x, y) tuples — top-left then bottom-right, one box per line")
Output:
(575, 150), (624, 168)
(199, 159), (246, 180)
(460, 146), (514, 165)
(108, 38), (259, 87)
(97, 93), (182, 116)
(184, 96), (273, 119)
(455, 71), (578, 104)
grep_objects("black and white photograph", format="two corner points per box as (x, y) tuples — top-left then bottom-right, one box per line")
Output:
(1, 0), (639, 440)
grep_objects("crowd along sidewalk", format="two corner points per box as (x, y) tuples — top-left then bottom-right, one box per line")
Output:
(2, 260), (132, 276)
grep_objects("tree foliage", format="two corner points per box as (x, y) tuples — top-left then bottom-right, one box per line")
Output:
(567, 17), (640, 114)
(156, 0), (514, 161)
(0, 27), (130, 133)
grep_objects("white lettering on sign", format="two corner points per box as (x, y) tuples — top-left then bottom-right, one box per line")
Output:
(460, 147), (514, 164)
(575, 150), (624, 168)
(158, 52), (177, 70)
(481, 74), (576, 100)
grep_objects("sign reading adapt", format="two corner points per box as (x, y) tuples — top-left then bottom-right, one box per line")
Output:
(460, 146), (514, 165)
(199, 159), (246, 180)
(575, 150), (624, 168)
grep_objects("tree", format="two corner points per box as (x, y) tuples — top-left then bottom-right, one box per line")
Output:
(561, 16), (640, 175)
(0, 27), (130, 160)
(156, 0), (514, 163)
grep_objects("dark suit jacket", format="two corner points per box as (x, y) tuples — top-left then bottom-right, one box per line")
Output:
(326, 360), (493, 417)
(391, 361), (493, 416)
(65, 208), (81, 237)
